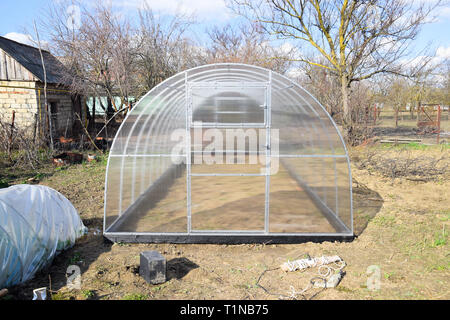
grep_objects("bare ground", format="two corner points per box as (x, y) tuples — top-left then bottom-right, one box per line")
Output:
(3, 144), (450, 300)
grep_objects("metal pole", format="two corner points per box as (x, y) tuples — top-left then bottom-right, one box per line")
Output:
(185, 72), (192, 234)
(264, 71), (272, 234)
(436, 105), (441, 144)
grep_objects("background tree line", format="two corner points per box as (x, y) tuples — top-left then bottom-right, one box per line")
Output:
(38, 0), (449, 144)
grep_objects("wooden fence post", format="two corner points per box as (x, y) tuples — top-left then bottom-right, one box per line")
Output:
(8, 110), (16, 160)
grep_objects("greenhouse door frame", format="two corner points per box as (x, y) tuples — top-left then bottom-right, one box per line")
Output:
(187, 80), (271, 235)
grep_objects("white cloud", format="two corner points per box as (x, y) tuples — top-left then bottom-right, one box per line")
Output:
(434, 3), (450, 22)
(399, 45), (450, 73)
(114, 0), (231, 21)
(436, 46), (450, 60)
(3, 32), (36, 46)
(3, 32), (50, 50)
(286, 67), (305, 79)
(278, 42), (297, 56)
(440, 6), (450, 18)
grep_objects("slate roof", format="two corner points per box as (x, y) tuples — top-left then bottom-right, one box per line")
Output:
(0, 36), (67, 84)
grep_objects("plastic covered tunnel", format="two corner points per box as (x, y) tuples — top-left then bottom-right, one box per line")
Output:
(103, 63), (353, 243)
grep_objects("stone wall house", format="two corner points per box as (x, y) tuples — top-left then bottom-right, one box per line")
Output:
(0, 36), (83, 138)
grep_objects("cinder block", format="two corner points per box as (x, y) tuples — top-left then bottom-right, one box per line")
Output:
(139, 251), (166, 284)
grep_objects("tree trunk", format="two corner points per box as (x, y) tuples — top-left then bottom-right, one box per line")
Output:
(395, 107), (399, 128)
(88, 96), (95, 132)
(416, 101), (421, 123)
(106, 96), (115, 122)
(341, 75), (350, 125)
(341, 74), (352, 141)
(71, 94), (83, 137)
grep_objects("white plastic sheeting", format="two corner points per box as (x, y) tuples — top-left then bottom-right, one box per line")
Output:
(0, 185), (86, 288)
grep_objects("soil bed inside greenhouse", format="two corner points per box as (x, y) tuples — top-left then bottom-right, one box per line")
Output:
(111, 162), (338, 234)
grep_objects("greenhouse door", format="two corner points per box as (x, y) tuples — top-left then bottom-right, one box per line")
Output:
(187, 82), (271, 234)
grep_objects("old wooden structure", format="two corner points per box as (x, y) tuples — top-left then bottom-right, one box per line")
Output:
(0, 36), (83, 138)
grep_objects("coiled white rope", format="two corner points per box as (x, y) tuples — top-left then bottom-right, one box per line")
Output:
(279, 255), (346, 300)
(318, 260), (346, 277)
(280, 255), (344, 272)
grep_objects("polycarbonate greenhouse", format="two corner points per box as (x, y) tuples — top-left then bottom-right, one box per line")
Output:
(103, 63), (353, 243)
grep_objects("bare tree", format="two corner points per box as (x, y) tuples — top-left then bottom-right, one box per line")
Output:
(387, 77), (410, 127)
(442, 60), (450, 119)
(206, 22), (293, 73)
(228, 0), (442, 140)
(409, 64), (438, 122)
(428, 59), (450, 120)
(299, 61), (341, 117)
(135, 6), (202, 92)
(41, 1), (145, 136)
(42, 1), (116, 121)
(349, 80), (376, 128)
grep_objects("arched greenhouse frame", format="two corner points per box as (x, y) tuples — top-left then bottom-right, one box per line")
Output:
(103, 63), (353, 243)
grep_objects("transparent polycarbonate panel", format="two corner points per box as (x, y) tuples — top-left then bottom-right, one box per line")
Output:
(269, 158), (335, 233)
(115, 161), (187, 233)
(110, 73), (186, 156)
(105, 156), (122, 229)
(190, 127), (267, 173)
(269, 157), (351, 233)
(279, 157), (338, 212)
(190, 128), (266, 152)
(191, 86), (266, 124)
(104, 63), (353, 237)
(191, 154), (267, 174)
(106, 156), (187, 232)
(105, 156), (141, 230)
(270, 75), (346, 155)
(186, 64), (270, 84)
(191, 176), (266, 231)
(105, 156), (143, 229)
(334, 157), (352, 230)
(270, 100), (318, 155)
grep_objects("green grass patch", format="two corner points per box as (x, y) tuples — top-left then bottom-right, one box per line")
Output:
(122, 293), (149, 300)
(68, 252), (83, 264)
(427, 263), (449, 272)
(432, 227), (448, 247)
(379, 142), (449, 150)
(334, 286), (355, 293)
(384, 272), (395, 280)
(371, 215), (396, 227)
(437, 212), (450, 222)
(0, 177), (8, 188)
(51, 291), (75, 300)
(81, 289), (95, 299)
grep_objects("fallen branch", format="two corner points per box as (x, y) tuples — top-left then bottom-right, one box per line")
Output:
(406, 177), (429, 182)
(94, 106), (128, 140)
(75, 113), (102, 153)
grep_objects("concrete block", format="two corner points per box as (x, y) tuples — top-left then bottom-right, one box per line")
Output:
(139, 251), (166, 284)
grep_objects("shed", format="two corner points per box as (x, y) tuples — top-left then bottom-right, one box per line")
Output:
(0, 36), (82, 137)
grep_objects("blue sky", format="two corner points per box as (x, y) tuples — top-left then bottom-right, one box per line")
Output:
(1, 0), (449, 62)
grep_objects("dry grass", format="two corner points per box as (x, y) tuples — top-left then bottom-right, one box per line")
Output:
(3, 144), (449, 300)
(352, 144), (449, 180)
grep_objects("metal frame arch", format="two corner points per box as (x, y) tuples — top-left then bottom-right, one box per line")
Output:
(104, 63), (353, 239)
